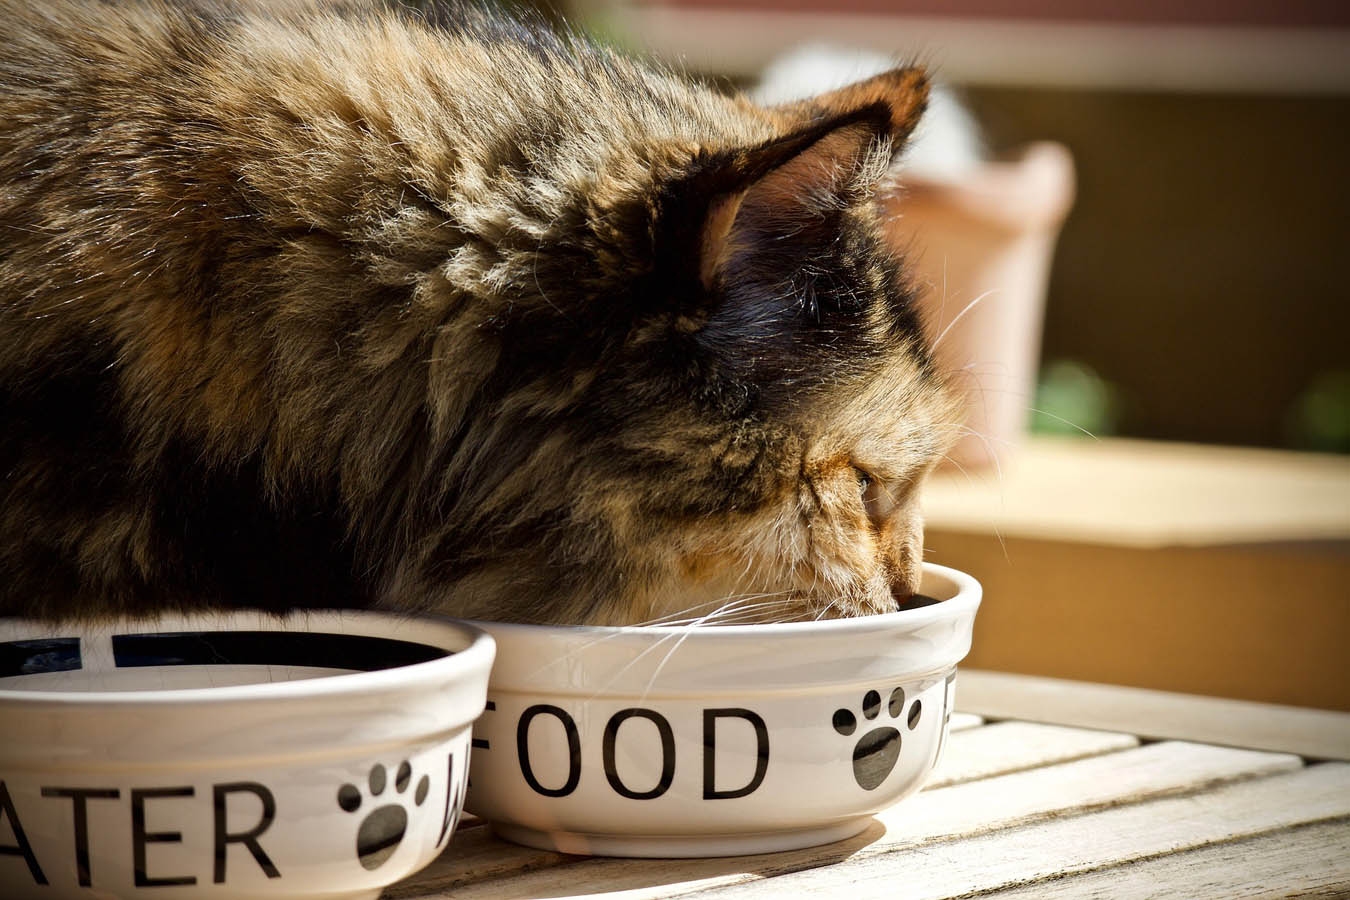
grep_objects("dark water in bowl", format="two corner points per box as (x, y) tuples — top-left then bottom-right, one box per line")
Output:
(0, 631), (449, 693)
(896, 593), (943, 612)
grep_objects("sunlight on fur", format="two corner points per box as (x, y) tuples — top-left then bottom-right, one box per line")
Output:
(0, 0), (961, 626)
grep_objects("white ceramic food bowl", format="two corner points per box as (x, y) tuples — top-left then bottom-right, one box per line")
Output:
(463, 562), (980, 857)
(0, 611), (494, 899)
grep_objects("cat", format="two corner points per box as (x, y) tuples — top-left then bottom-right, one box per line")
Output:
(754, 43), (985, 182)
(0, 0), (960, 626)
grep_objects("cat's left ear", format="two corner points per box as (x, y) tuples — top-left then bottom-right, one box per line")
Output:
(776, 67), (929, 163)
(696, 67), (928, 290)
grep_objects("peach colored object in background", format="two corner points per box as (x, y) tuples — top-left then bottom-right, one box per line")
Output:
(888, 142), (1075, 469)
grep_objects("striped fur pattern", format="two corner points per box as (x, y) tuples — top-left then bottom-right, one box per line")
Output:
(0, 0), (959, 624)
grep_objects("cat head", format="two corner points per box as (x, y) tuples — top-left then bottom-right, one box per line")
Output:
(624, 68), (960, 624)
(406, 66), (961, 625)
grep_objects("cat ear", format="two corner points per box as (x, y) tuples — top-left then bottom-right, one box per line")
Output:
(780, 67), (930, 159)
(699, 67), (928, 290)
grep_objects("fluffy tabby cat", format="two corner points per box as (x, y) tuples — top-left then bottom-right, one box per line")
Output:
(0, 0), (959, 626)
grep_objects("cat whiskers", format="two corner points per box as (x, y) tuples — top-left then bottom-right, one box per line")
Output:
(812, 596), (840, 621)
(932, 421), (1003, 485)
(640, 591), (801, 628)
(634, 593), (802, 701)
(626, 590), (796, 628)
(564, 594), (796, 703)
(516, 590), (799, 701)
(931, 288), (998, 351)
(930, 418), (1019, 562)
(530, 207), (573, 322)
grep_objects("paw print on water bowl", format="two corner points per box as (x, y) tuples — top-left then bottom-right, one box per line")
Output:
(337, 760), (433, 870)
(0, 612), (493, 900)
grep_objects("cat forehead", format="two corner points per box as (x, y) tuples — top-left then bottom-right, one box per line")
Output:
(801, 350), (959, 469)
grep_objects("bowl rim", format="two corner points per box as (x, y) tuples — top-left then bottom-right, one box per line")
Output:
(0, 609), (495, 707)
(464, 562), (980, 641)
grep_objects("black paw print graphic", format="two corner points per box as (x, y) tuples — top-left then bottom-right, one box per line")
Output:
(337, 760), (431, 870)
(832, 686), (923, 790)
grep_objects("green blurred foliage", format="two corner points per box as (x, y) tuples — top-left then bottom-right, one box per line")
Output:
(1285, 369), (1350, 454)
(1031, 359), (1121, 438)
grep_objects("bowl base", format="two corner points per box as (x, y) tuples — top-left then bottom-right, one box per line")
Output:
(490, 817), (872, 858)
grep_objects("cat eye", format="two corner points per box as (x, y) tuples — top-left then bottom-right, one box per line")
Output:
(855, 466), (898, 526)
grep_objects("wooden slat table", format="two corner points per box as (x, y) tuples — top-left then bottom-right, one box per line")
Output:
(389, 672), (1350, 899)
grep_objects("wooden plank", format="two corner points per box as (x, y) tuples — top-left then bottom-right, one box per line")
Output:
(384, 822), (577, 899)
(941, 534), (1350, 712)
(867, 741), (1298, 852)
(958, 669), (1350, 760)
(393, 740), (1299, 899)
(921, 436), (1350, 548)
(929, 721), (1138, 789)
(392, 720), (1124, 897)
(982, 818), (1350, 899)
(701, 763), (1350, 899)
(948, 711), (984, 732)
(393, 715), (977, 895)
(921, 438), (1350, 712)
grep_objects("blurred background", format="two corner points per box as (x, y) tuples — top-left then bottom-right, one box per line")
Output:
(559, 0), (1350, 454)
(487, 0), (1350, 709)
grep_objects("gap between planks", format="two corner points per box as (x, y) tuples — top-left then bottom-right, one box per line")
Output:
(388, 733), (1297, 899)
(389, 718), (1112, 897)
(956, 669), (1350, 761)
(393, 713), (991, 893)
(694, 762), (1350, 900)
(980, 816), (1350, 900)
(928, 720), (1138, 789)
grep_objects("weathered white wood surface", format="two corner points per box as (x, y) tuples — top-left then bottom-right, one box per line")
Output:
(958, 669), (1350, 760)
(927, 720), (1137, 788)
(390, 728), (1302, 900)
(388, 718), (1135, 898)
(983, 818), (1350, 899)
(701, 763), (1350, 899)
(946, 711), (984, 732)
(389, 667), (1350, 900)
(922, 436), (1350, 548)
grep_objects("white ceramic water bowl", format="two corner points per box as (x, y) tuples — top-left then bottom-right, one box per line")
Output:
(463, 562), (980, 857)
(0, 611), (494, 900)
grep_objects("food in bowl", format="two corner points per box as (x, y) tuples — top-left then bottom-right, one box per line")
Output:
(0, 611), (494, 899)
(462, 562), (980, 857)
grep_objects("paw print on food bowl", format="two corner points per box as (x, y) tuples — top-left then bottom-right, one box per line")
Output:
(0, 611), (493, 900)
(461, 562), (980, 858)
(833, 686), (926, 790)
